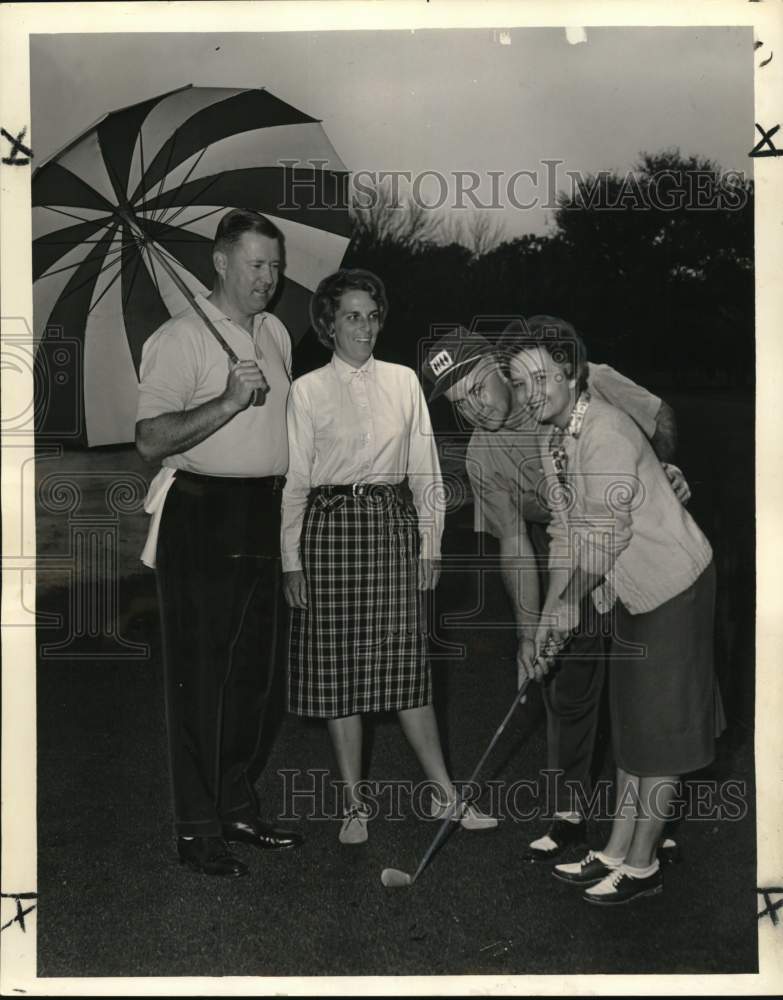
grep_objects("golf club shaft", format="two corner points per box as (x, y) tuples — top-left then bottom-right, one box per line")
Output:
(409, 678), (531, 883)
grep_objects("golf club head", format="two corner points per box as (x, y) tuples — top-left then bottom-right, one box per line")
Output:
(381, 868), (413, 888)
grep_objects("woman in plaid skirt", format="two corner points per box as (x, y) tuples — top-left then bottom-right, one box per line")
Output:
(281, 269), (496, 844)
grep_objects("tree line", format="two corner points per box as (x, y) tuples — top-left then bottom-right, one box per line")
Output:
(294, 149), (754, 398)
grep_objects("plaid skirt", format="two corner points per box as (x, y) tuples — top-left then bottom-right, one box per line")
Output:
(287, 489), (431, 718)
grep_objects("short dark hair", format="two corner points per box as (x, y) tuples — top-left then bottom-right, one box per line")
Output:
(310, 269), (389, 349)
(506, 314), (589, 393)
(213, 208), (286, 270)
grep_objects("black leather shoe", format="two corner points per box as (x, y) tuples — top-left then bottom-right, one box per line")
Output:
(222, 818), (304, 851)
(177, 836), (248, 877)
(583, 867), (663, 905)
(522, 818), (586, 863)
(552, 850), (615, 886)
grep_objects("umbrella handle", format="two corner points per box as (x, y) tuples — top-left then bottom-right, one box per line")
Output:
(151, 246), (270, 406)
(184, 296), (268, 408)
(185, 294), (269, 408)
(123, 214), (269, 404)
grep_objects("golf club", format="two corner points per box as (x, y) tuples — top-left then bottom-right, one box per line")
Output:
(381, 676), (532, 888)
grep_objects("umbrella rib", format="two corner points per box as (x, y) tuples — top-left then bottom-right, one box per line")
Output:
(142, 241), (165, 303)
(157, 205), (225, 232)
(39, 206), (114, 228)
(146, 238), (206, 293)
(148, 130), (202, 226)
(150, 179), (170, 229)
(66, 247), (127, 300)
(152, 145), (210, 228)
(148, 138), (174, 227)
(142, 172), (223, 230)
(146, 236), (215, 301)
(147, 236), (200, 275)
(100, 148), (132, 217)
(39, 237), (129, 247)
(158, 198), (219, 232)
(40, 238), (130, 282)
(52, 226), (137, 301)
(121, 240), (147, 314)
(137, 128), (150, 219)
(87, 249), (134, 316)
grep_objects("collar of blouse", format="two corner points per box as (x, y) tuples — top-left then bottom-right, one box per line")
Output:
(331, 353), (377, 382)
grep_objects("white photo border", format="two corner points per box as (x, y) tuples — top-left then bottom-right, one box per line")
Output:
(1, 1), (781, 994)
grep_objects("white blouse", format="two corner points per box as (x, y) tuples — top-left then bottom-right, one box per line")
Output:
(281, 353), (444, 572)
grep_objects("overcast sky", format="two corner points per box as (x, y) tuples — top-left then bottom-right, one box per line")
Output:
(30, 27), (753, 239)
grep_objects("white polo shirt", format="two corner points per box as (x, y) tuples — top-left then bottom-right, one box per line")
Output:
(137, 294), (292, 477)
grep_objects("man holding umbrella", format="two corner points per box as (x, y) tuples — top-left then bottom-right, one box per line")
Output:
(136, 209), (303, 877)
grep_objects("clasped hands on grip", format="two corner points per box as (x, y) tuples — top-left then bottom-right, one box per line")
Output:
(517, 601), (578, 685)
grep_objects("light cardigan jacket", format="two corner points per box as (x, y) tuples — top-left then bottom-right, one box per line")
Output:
(545, 397), (713, 615)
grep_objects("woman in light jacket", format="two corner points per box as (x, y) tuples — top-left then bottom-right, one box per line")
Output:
(513, 325), (724, 905)
(281, 269), (495, 844)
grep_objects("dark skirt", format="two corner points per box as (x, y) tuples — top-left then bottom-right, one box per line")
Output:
(287, 490), (431, 718)
(609, 561), (725, 776)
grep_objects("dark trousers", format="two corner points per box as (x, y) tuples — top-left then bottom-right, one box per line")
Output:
(541, 598), (608, 814)
(529, 522), (608, 816)
(156, 472), (283, 838)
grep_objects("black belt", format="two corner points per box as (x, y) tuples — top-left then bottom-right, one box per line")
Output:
(176, 470), (285, 492)
(313, 482), (408, 500)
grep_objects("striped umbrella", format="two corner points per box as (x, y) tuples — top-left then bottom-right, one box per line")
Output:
(32, 84), (352, 446)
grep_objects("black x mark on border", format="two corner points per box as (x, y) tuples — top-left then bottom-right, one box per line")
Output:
(1, 891), (779, 928)
(757, 887), (783, 925)
(749, 123), (782, 158)
(0, 893), (38, 933)
(1, 126), (33, 165)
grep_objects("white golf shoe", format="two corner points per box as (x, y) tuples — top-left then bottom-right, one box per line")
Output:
(338, 804), (371, 845)
(429, 795), (498, 831)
